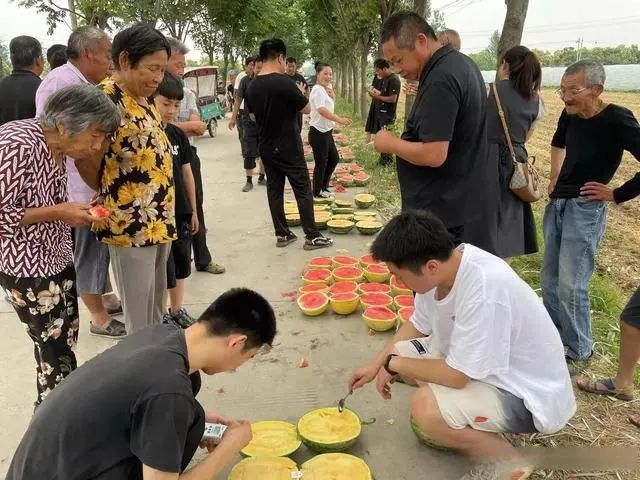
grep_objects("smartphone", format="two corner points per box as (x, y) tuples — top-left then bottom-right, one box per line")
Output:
(202, 423), (227, 443)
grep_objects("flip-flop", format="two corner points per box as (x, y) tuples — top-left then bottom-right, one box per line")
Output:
(577, 377), (635, 401)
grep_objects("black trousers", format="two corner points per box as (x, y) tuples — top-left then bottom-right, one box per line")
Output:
(262, 151), (319, 239)
(237, 109), (245, 157)
(309, 126), (340, 196)
(190, 147), (212, 268)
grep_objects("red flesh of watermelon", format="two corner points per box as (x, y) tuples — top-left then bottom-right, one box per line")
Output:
(366, 264), (389, 274)
(299, 292), (327, 309)
(355, 172), (369, 180)
(333, 266), (362, 278)
(359, 283), (391, 294)
(395, 295), (415, 308)
(329, 281), (358, 295)
(333, 256), (358, 265)
(304, 269), (331, 281)
(309, 257), (332, 268)
(391, 275), (409, 289)
(339, 174), (354, 181)
(331, 292), (358, 301)
(89, 205), (110, 219)
(300, 284), (328, 293)
(361, 293), (392, 305)
(364, 306), (396, 320)
(399, 307), (415, 322)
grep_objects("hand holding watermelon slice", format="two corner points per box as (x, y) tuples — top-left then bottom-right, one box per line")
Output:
(89, 205), (111, 219)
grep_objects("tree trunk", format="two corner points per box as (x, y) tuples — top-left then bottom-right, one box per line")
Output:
(351, 59), (359, 114)
(497, 0), (530, 66)
(340, 59), (348, 99)
(360, 49), (368, 120)
(208, 51), (214, 65)
(68, 0), (78, 28)
(347, 61), (353, 105)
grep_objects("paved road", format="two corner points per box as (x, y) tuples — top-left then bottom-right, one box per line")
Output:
(0, 120), (469, 479)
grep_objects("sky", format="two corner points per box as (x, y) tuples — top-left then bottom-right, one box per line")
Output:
(1, 0), (640, 58)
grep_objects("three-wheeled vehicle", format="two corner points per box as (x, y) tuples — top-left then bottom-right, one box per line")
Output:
(183, 66), (226, 138)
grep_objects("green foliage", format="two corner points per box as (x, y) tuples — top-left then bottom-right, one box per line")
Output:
(0, 41), (10, 77)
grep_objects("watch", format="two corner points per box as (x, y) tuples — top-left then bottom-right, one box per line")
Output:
(383, 354), (398, 375)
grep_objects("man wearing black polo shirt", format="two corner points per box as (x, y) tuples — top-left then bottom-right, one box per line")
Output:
(6, 288), (277, 480)
(374, 11), (498, 255)
(286, 57), (308, 132)
(246, 38), (333, 251)
(541, 59), (640, 372)
(0, 35), (43, 125)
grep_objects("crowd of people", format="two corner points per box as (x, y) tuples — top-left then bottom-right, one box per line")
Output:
(0, 8), (638, 480)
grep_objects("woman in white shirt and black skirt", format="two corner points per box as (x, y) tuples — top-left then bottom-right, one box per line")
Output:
(308, 62), (351, 198)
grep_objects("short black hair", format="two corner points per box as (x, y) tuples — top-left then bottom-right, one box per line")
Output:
(198, 288), (277, 350)
(381, 11), (437, 50)
(315, 61), (331, 74)
(156, 71), (184, 101)
(47, 44), (67, 70)
(286, 57), (297, 64)
(259, 38), (286, 62)
(371, 210), (455, 274)
(373, 58), (390, 70)
(10, 36), (42, 70)
(244, 56), (255, 66)
(112, 23), (170, 70)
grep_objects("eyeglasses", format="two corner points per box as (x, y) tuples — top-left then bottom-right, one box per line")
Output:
(555, 87), (588, 98)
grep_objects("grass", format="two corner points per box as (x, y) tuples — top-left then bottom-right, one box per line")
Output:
(334, 90), (640, 478)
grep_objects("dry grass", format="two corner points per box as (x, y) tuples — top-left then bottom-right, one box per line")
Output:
(335, 89), (640, 478)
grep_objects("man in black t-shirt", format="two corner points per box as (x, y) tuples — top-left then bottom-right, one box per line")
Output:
(541, 59), (640, 369)
(375, 12), (498, 255)
(286, 57), (309, 131)
(246, 38), (333, 250)
(6, 288), (277, 480)
(365, 58), (401, 166)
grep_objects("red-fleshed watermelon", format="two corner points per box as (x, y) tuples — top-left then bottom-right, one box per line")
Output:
(362, 306), (397, 331)
(302, 268), (332, 285)
(332, 255), (359, 267)
(329, 281), (359, 295)
(299, 284), (329, 294)
(332, 266), (363, 283)
(89, 205), (110, 219)
(360, 254), (382, 267)
(348, 163), (363, 173)
(358, 283), (392, 295)
(354, 172), (369, 180)
(398, 306), (414, 323)
(308, 257), (333, 269)
(390, 274), (412, 295)
(366, 264), (388, 274)
(298, 292), (329, 316)
(394, 295), (415, 308)
(335, 167), (348, 175)
(360, 292), (393, 309)
(331, 292), (358, 301)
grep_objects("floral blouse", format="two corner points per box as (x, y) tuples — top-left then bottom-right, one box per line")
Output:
(0, 119), (72, 278)
(94, 79), (176, 248)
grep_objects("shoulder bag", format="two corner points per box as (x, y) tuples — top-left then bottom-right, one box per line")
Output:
(491, 82), (542, 203)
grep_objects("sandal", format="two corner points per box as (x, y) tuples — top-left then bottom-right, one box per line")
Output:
(303, 235), (333, 251)
(276, 232), (298, 248)
(576, 377), (635, 401)
(90, 319), (126, 339)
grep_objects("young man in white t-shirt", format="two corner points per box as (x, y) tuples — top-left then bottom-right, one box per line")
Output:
(349, 210), (576, 478)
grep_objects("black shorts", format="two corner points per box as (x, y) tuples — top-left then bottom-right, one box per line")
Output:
(167, 217), (193, 289)
(621, 286), (640, 329)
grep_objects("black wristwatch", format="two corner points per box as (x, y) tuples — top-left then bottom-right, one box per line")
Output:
(383, 354), (398, 375)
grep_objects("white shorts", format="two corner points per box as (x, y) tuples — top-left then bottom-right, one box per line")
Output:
(394, 337), (537, 434)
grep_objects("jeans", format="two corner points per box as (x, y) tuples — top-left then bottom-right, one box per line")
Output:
(541, 197), (608, 360)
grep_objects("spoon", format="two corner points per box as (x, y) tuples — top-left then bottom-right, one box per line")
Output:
(337, 391), (353, 413)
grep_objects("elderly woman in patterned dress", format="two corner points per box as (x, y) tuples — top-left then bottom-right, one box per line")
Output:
(0, 84), (120, 409)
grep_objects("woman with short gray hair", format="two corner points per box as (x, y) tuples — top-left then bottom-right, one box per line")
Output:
(0, 83), (119, 409)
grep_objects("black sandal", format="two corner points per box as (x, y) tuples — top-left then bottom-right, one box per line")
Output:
(303, 235), (333, 250)
(276, 232), (298, 248)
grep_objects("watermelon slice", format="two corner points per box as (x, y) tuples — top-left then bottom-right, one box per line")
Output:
(366, 264), (389, 274)
(308, 257), (332, 269)
(332, 266), (363, 282)
(360, 292), (393, 309)
(358, 283), (392, 295)
(398, 306), (415, 323)
(89, 205), (110, 219)
(302, 268), (332, 285)
(299, 284), (329, 294)
(329, 281), (358, 295)
(394, 295), (414, 308)
(332, 255), (359, 267)
(390, 274), (412, 295)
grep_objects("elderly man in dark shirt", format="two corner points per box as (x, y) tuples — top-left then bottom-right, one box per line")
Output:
(374, 11), (498, 254)
(0, 35), (43, 125)
(542, 59), (640, 372)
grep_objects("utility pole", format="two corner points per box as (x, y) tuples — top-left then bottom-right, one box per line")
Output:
(576, 37), (584, 61)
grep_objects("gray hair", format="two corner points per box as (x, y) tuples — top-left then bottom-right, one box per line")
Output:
(565, 59), (606, 87)
(67, 26), (110, 60)
(40, 84), (120, 136)
(167, 37), (189, 55)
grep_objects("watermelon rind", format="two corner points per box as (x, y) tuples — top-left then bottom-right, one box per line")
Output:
(363, 265), (390, 283)
(297, 292), (329, 316)
(354, 194), (376, 209)
(356, 221), (383, 236)
(297, 407), (361, 453)
(362, 306), (396, 331)
(240, 421), (302, 458)
(299, 284), (330, 295)
(329, 292), (360, 315)
(332, 266), (364, 283)
(286, 214), (301, 227)
(410, 417), (458, 452)
(360, 293), (393, 309)
(327, 219), (354, 234)
(390, 275), (413, 296)
(301, 453), (373, 480)
(332, 255), (359, 268)
(354, 174), (371, 186)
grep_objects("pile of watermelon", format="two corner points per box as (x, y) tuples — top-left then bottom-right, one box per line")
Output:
(296, 253), (415, 333)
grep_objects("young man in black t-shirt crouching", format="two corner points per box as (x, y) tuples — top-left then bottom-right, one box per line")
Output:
(155, 72), (200, 328)
(6, 287), (277, 480)
(246, 38), (333, 250)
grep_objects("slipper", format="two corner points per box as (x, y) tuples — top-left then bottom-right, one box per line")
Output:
(576, 377), (635, 401)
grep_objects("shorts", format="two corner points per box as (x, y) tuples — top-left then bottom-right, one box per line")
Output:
(621, 286), (640, 329)
(167, 217), (192, 289)
(394, 337), (537, 434)
(242, 113), (259, 168)
(72, 226), (110, 295)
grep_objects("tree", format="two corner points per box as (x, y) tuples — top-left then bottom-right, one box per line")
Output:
(159, 0), (200, 42)
(0, 41), (9, 77)
(497, 0), (529, 66)
(191, 7), (221, 65)
(487, 29), (500, 60)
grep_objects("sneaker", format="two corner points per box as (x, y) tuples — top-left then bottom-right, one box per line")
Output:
(242, 182), (253, 192)
(171, 308), (195, 329)
(258, 175), (266, 185)
(163, 311), (180, 328)
(276, 232), (298, 248)
(90, 319), (127, 339)
(197, 262), (226, 274)
(303, 235), (333, 250)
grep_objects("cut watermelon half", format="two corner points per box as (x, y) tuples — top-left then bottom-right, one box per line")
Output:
(331, 292), (358, 301)
(365, 264), (389, 274)
(390, 274), (412, 294)
(358, 283), (391, 294)
(299, 284), (329, 294)
(360, 292), (393, 308)
(297, 292), (329, 316)
(308, 257), (333, 269)
(302, 268), (332, 284)
(332, 255), (359, 267)
(354, 172), (369, 180)
(394, 295), (415, 308)
(360, 254), (382, 267)
(363, 306), (396, 321)
(329, 281), (358, 295)
(332, 266), (363, 281)
(398, 306), (415, 323)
